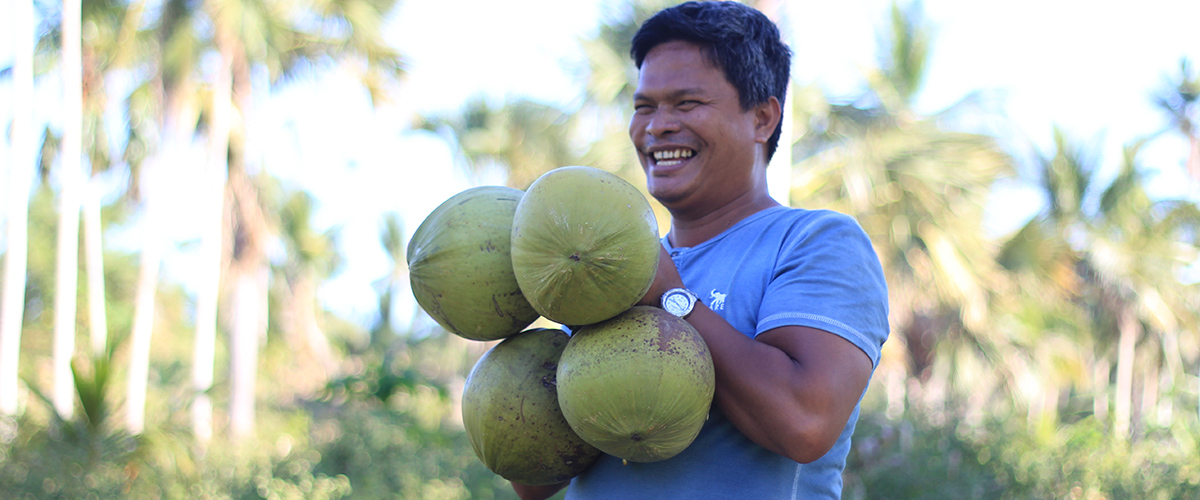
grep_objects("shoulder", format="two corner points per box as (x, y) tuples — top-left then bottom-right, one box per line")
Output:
(777, 207), (865, 233)
(756, 209), (889, 365)
(748, 207), (866, 238)
(758, 208), (875, 258)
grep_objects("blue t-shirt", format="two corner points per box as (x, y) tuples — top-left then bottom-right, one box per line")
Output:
(565, 206), (889, 500)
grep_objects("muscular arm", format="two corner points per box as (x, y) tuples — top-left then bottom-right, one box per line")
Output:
(640, 247), (873, 463)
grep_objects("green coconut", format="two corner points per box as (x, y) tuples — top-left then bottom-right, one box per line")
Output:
(407, 186), (539, 341)
(461, 328), (602, 485)
(556, 306), (715, 463)
(510, 166), (660, 326)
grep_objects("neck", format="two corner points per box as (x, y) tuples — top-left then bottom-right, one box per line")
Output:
(667, 184), (780, 248)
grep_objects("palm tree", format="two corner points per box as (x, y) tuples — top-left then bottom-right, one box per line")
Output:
(273, 190), (342, 385)
(51, 0), (86, 421)
(1153, 58), (1199, 184)
(790, 1), (1015, 419)
(374, 213), (407, 345)
(0, 0), (38, 418)
(79, 0), (152, 364)
(418, 97), (579, 189)
(201, 0), (405, 438)
(35, 0), (152, 368)
(102, 0), (405, 437)
(23, 0), (161, 431)
(124, 0), (207, 435)
(998, 129), (1107, 424)
(1004, 130), (1200, 438)
(189, 47), (229, 443)
(1087, 142), (1200, 437)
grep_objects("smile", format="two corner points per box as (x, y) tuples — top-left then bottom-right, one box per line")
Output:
(652, 148), (695, 166)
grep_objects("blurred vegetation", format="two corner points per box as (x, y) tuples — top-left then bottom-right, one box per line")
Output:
(4, 0), (1200, 499)
(845, 411), (1200, 500)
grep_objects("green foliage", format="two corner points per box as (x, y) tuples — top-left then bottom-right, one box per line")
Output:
(305, 398), (508, 500)
(0, 414), (137, 499)
(314, 331), (518, 500)
(847, 411), (1200, 500)
(845, 414), (1005, 499)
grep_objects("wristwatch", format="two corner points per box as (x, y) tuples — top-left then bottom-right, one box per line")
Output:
(661, 288), (699, 319)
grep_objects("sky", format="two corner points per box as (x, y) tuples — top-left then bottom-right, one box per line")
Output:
(3, 0), (1200, 331)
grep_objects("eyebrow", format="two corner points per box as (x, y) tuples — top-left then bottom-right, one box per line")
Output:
(633, 87), (707, 102)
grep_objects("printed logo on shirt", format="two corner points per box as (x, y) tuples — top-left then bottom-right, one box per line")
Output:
(709, 289), (727, 311)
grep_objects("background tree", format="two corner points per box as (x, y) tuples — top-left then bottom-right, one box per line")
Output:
(419, 97), (578, 190)
(1154, 58), (1200, 184)
(791, 1), (1014, 420)
(206, 0), (406, 438)
(51, 0), (85, 422)
(1003, 130), (1200, 438)
(273, 189), (342, 385)
(0, 0), (38, 419)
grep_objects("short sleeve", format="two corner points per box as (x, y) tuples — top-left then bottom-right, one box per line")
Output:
(756, 211), (889, 367)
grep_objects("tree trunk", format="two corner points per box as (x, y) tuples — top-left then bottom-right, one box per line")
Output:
(280, 272), (336, 389)
(1141, 361), (1158, 429)
(297, 274), (336, 376)
(83, 178), (108, 358)
(221, 28), (268, 438)
(1159, 331), (1181, 426)
(1114, 308), (1140, 439)
(0, 0), (37, 418)
(229, 272), (263, 437)
(53, 0), (84, 419)
(1093, 355), (1110, 425)
(224, 166), (270, 439)
(52, 166), (82, 421)
(192, 50), (232, 443)
(124, 183), (163, 434)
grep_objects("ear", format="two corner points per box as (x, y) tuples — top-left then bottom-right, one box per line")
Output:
(753, 96), (782, 144)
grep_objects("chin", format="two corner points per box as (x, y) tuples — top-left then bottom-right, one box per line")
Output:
(646, 182), (679, 203)
(647, 189), (687, 209)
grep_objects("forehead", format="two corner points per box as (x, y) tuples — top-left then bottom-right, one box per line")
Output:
(636, 40), (730, 95)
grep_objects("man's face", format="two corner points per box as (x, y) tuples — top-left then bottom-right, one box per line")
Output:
(630, 40), (763, 214)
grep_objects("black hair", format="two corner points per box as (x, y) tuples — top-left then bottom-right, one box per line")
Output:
(631, 1), (792, 161)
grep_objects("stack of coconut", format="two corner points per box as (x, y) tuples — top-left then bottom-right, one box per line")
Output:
(406, 166), (715, 486)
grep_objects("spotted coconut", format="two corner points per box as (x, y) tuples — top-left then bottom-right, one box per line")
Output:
(407, 186), (539, 341)
(556, 306), (715, 463)
(462, 328), (601, 484)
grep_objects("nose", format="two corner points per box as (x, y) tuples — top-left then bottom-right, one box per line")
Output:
(644, 107), (680, 138)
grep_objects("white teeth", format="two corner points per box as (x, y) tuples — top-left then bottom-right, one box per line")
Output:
(652, 149), (694, 162)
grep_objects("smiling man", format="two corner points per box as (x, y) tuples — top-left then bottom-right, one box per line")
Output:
(513, 2), (889, 499)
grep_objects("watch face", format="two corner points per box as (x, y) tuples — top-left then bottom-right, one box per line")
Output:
(663, 289), (694, 317)
(664, 293), (689, 311)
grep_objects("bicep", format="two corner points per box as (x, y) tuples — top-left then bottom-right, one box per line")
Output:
(757, 326), (873, 446)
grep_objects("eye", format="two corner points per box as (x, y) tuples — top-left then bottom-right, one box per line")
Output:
(678, 100), (700, 110)
(633, 103), (653, 114)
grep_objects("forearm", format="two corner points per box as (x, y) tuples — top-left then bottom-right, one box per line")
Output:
(637, 246), (870, 462)
(511, 481), (568, 500)
(684, 304), (810, 457)
(684, 303), (870, 463)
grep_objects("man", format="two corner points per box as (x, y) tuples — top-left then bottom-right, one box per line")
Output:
(515, 2), (889, 498)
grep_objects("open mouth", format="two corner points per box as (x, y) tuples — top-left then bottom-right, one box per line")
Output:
(652, 148), (695, 167)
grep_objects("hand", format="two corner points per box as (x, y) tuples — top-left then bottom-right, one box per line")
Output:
(637, 245), (686, 308)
